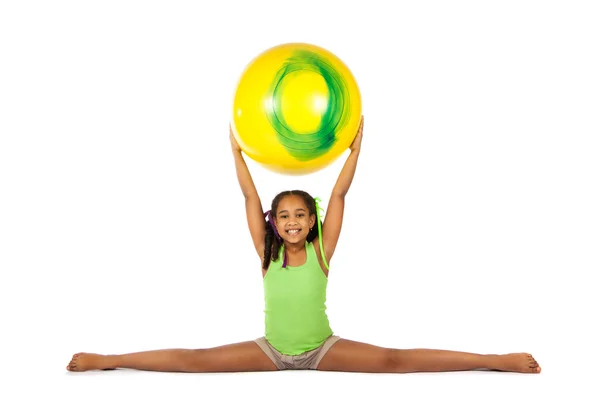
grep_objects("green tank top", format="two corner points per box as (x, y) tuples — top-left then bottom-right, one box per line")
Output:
(263, 240), (333, 355)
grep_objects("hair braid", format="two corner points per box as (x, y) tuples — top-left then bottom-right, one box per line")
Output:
(262, 218), (275, 270)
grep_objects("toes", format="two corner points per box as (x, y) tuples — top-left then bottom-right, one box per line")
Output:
(67, 354), (81, 371)
(527, 362), (541, 373)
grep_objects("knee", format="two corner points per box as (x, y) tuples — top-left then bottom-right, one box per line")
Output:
(179, 349), (206, 372)
(384, 349), (409, 373)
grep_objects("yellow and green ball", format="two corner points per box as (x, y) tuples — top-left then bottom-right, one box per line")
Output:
(231, 43), (362, 175)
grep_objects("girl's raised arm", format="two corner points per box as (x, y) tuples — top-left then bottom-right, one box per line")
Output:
(320, 116), (364, 264)
(230, 126), (265, 259)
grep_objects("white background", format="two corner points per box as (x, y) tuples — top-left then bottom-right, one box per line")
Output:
(1, 1), (598, 399)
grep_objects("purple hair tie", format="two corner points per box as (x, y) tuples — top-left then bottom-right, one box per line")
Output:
(264, 210), (287, 268)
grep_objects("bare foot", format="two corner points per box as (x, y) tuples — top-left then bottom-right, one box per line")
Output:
(66, 353), (116, 372)
(490, 353), (541, 373)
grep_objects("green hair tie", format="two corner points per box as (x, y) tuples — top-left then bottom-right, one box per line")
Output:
(314, 197), (329, 270)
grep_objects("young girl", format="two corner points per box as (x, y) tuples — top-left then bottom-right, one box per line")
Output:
(67, 117), (541, 374)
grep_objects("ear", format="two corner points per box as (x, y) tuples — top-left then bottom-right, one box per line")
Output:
(309, 214), (316, 229)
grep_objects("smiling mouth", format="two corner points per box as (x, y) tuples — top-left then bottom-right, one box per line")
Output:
(286, 229), (301, 236)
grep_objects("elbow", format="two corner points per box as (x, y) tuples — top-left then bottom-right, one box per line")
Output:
(243, 190), (260, 201)
(330, 190), (347, 199)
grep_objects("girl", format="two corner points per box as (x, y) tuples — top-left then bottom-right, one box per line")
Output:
(67, 117), (541, 374)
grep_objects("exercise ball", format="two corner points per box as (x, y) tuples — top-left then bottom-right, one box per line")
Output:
(231, 42), (362, 175)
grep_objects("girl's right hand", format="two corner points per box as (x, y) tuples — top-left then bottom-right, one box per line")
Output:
(229, 125), (241, 152)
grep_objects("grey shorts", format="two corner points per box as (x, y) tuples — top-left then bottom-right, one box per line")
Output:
(254, 335), (340, 370)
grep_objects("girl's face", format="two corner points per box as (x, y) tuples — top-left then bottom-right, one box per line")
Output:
(274, 195), (315, 244)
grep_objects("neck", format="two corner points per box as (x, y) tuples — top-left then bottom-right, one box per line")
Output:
(283, 241), (305, 253)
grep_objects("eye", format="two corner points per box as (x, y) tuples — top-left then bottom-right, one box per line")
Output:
(297, 213), (305, 218)
(280, 215), (287, 219)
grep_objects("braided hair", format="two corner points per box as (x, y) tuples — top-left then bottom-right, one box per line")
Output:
(262, 190), (320, 270)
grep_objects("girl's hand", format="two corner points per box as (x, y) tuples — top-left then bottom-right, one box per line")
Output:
(230, 125), (241, 152)
(350, 115), (364, 152)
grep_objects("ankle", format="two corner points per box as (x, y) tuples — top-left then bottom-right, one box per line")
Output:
(103, 355), (121, 369)
(483, 354), (501, 370)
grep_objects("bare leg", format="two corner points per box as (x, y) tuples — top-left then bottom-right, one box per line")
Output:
(66, 341), (277, 373)
(317, 339), (541, 373)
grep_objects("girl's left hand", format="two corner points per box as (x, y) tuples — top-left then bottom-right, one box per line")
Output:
(229, 124), (241, 152)
(350, 115), (364, 152)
